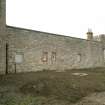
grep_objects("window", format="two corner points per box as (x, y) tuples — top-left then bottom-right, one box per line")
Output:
(41, 52), (48, 63)
(77, 54), (81, 62)
(104, 49), (105, 61)
(0, 38), (2, 48)
(51, 52), (56, 64)
(15, 53), (24, 64)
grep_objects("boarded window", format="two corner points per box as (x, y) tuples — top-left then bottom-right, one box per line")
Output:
(104, 49), (105, 61)
(41, 52), (48, 62)
(15, 53), (24, 64)
(0, 38), (2, 48)
(51, 52), (56, 64)
(77, 54), (81, 62)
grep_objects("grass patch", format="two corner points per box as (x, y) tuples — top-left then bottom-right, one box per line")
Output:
(0, 68), (105, 104)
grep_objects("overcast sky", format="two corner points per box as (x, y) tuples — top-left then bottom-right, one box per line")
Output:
(6, 0), (105, 39)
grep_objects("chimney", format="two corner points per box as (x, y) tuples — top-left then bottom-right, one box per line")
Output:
(99, 34), (105, 42)
(86, 28), (93, 40)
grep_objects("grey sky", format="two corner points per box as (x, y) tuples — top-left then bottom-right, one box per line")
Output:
(6, 0), (105, 39)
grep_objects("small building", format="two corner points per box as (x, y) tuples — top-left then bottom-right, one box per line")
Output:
(0, 0), (105, 74)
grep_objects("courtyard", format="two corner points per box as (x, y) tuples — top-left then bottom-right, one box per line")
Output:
(0, 68), (105, 105)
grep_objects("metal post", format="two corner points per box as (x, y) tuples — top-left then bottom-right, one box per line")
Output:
(14, 63), (16, 74)
(6, 43), (8, 74)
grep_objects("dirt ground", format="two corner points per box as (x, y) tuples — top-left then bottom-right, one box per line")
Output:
(0, 68), (105, 105)
(74, 92), (105, 105)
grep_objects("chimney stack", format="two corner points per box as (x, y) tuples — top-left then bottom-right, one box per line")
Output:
(87, 28), (93, 40)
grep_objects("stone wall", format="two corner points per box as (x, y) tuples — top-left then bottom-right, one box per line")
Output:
(0, 0), (105, 74)
(0, 0), (6, 31)
(0, 0), (6, 74)
(0, 38), (6, 74)
(6, 26), (105, 73)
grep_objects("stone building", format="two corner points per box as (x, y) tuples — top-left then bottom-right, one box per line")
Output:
(0, 0), (105, 74)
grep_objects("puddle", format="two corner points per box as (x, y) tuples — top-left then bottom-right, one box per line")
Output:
(72, 73), (88, 76)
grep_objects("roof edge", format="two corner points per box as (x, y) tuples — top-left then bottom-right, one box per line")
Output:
(6, 25), (101, 43)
